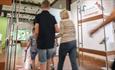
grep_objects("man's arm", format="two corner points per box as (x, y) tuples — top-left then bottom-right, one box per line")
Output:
(34, 23), (39, 36)
(90, 9), (115, 36)
(55, 24), (60, 33)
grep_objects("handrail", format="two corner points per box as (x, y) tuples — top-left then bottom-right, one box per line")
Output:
(79, 48), (115, 56)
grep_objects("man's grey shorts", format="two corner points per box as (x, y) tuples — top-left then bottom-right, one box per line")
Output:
(39, 48), (54, 64)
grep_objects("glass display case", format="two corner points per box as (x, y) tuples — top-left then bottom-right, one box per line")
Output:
(13, 29), (31, 41)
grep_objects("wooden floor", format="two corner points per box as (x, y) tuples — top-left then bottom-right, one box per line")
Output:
(0, 45), (112, 70)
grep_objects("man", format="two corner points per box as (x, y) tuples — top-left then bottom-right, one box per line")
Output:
(89, 9), (115, 70)
(34, 1), (59, 70)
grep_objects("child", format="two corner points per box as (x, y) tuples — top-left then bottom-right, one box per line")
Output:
(25, 27), (38, 70)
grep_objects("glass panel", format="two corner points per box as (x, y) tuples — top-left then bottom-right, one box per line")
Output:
(75, 0), (115, 70)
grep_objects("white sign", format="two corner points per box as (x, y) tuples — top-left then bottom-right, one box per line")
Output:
(78, 0), (102, 19)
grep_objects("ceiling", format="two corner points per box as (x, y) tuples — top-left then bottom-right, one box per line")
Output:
(19, 0), (55, 4)
(1, 0), (76, 22)
(1, 0), (58, 21)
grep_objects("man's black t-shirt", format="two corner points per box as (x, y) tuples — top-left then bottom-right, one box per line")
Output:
(34, 11), (57, 49)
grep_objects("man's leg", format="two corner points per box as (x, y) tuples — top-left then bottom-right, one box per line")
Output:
(47, 48), (55, 70)
(51, 57), (55, 67)
(47, 58), (51, 70)
(50, 57), (55, 70)
(39, 49), (47, 70)
(37, 49), (40, 70)
(40, 63), (46, 70)
(50, 48), (56, 70)
(51, 58), (54, 66)
(37, 54), (40, 70)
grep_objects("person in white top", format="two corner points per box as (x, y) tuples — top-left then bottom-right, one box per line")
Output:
(57, 10), (78, 70)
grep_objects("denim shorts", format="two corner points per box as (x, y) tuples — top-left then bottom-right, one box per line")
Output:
(39, 48), (54, 64)
(51, 47), (56, 58)
(30, 49), (39, 60)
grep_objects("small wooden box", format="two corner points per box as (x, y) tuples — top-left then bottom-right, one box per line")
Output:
(0, 62), (5, 70)
(21, 41), (27, 47)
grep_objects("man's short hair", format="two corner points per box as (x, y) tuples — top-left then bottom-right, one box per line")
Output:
(41, 0), (50, 8)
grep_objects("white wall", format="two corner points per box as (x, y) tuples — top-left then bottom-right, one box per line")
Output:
(71, 1), (78, 42)
(49, 8), (72, 23)
(49, 8), (61, 23)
